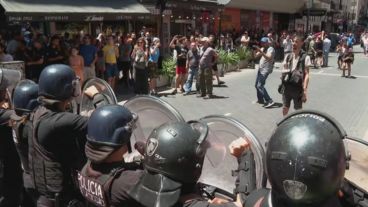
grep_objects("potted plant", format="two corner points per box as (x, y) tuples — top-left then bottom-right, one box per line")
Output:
(236, 47), (252, 69)
(217, 49), (228, 76)
(158, 57), (176, 87)
(226, 52), (240, 72)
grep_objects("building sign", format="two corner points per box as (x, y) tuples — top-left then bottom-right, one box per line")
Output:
(44, 15), (69, 21)
(84, 15), (104, 22)
(8, 16), (33, 21)
(7, 14), (143, 22)
(303, 9), (327, 16)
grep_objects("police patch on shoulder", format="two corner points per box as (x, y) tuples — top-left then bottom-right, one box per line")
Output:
(283, 180), (307, 200)
(146, 138), (159, 156)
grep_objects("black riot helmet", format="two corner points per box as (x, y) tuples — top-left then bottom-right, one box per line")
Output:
(266, 110), (349, 206)
(12, 80), (39, 116)
(85, 105), (137, 163)
(144, 121), (209, 184)
(38, 64), (81, 103)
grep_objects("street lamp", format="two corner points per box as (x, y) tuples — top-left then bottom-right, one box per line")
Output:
(306, 0), (313, 34)
(217, 0), (230, 47)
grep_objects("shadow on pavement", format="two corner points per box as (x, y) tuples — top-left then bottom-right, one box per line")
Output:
(213, 84), (228, 88)
(265, 102), (283, 109)
(203, 95), (229, 100)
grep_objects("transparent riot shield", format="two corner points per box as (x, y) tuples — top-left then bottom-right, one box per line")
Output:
(344, 137), (368, 194)
(0, 68), (22, 109)
(79, 78), (117, 116)
(123, 95), (185, 152)
(198, 115), (266, 196)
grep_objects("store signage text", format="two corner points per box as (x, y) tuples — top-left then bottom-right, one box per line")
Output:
(84, 15), (104, 21)
(8, 16), (33, 21)
(44, 16), (69, 21)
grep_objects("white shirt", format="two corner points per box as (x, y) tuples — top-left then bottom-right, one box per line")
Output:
(283, 39), (292, 52)
(323, 38), (331, 53)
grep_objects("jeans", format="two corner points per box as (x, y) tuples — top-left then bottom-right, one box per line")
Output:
(255, 71), (272, 103)
(184, 67), (199, 92)
(323, 51), (329, 66)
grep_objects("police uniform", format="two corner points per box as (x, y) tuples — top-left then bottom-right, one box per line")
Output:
(0, 68), (23, 207)
(121, 122), (240, 207)
(0, 109), (23, 207)
(30, 106), (88, 206)
(26, 64), (88, 206)
(11, 80), (40, 206)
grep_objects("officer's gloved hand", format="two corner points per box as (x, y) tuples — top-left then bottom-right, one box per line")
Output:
(134, 141), (146, 156)
(338, 179), (357, 207)
(84, 85), (99, 99)
(229, 137), (250, 158)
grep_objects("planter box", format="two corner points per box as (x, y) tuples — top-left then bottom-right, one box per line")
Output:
(228, 64), (238, 72)
(238, 60), (249, 69)
(156, 75), (170, 87)
(218, 63), (225, 77)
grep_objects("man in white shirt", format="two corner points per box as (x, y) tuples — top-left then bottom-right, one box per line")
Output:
(322, 34), (331, 67)
(283, 34), (293, 55)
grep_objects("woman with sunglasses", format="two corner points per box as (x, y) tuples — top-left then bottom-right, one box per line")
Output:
(131, 37), (149, 94)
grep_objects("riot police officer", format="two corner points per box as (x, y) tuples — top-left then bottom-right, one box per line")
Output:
(233, 110), (351, 207)
(28, 64), (101, 207)
(120, 121), (245, 207)
(10, 79), (40, 206)
(0, 68), (23, 207)
(77, 104), (141, 207)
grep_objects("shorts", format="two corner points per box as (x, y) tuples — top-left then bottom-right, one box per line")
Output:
(105, 63), (118, 78)
(176, 66), (186, 75)
(283, 86), (303, 110)
(212, 64), (218, 71)
(147, 61), (158, 79)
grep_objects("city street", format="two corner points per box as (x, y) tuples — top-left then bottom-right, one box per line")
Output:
(153, 49), (368, 144)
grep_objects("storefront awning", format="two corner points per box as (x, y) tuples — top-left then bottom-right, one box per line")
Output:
(0, 0), (150, 22)
(227, 0), (305, 14)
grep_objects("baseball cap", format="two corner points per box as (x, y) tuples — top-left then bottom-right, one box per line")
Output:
(260, 37), (270, 43)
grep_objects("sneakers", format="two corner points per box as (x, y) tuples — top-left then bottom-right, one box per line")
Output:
(264, 101), (275, 108)
(218, 81), (225, 85)
(171, 89), (177, 95)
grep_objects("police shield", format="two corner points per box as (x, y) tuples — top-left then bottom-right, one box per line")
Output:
(344, 137), (368, 195)
(0, 68), (22, 109)
(0, 68), (22, 91)
(79, 78), (117, 116)
(123, 95), (185, 147)
(198, 115), (266, 195)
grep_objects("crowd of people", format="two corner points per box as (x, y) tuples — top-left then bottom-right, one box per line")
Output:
(0, 27), (363, 100)
(0, 29), (163, 96)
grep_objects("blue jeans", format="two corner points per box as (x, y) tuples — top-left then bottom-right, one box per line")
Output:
(255, 71), (272, 104)
(184, 67), (199, 92)
(323, 51), (329, 66)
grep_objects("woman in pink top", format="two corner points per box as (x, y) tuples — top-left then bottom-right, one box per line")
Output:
(69, 47), (84, 83)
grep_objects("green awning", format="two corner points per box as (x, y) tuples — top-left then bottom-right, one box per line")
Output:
(0, 0), (150, 21)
